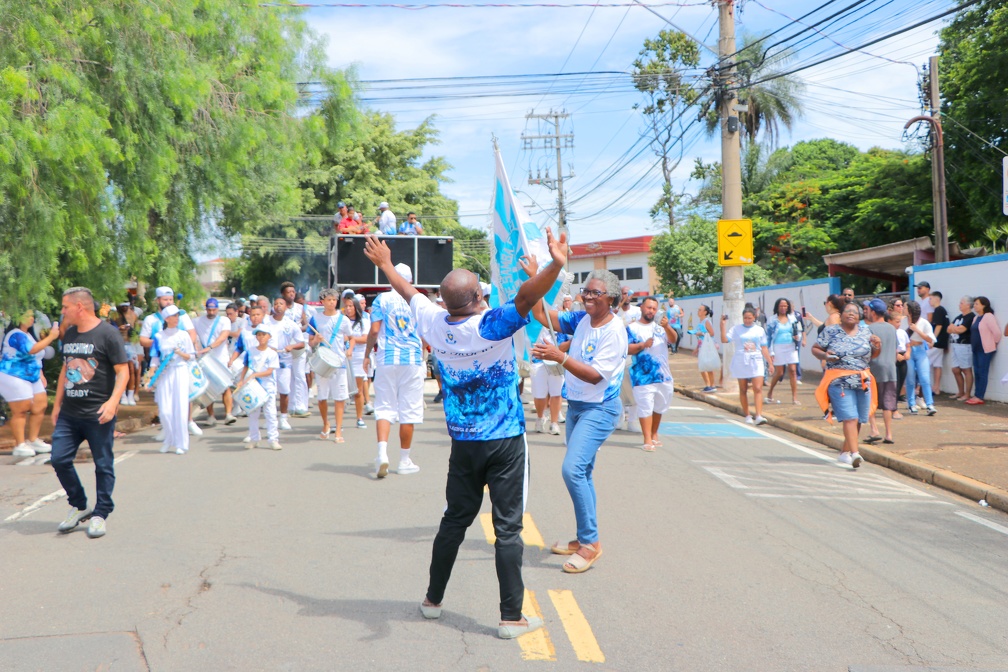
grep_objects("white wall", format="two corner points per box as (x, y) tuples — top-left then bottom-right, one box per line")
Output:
(911, 253), (1008, 403)
(673, 277), (841, 374)
(568, 252), (654, 295)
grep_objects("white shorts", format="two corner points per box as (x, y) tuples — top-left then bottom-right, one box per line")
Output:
(530, 362), (563, 398)
(0, 371), (45, 402)
(772, 342), (799, 366)
(950, 343), (972, 369)
(926, 346), (944, 368)
(316, 367), (349, 402)
(373, 364), (425, 424)
(632, 381), (674, 418)
(276, 364), (291, 395)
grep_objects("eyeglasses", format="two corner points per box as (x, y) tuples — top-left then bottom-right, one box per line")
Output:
(580, 289), (606, 299)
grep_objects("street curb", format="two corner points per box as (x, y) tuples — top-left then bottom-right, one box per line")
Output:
(678, 385), (1008, 515)
(0, 409), (157, 456)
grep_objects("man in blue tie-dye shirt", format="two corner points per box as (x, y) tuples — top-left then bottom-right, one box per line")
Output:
(363, 227), (567, 640)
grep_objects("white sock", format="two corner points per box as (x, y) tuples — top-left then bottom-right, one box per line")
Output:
(281, 413), (289, 421)
(400, 448), (411, 463)
(377, 441), (388, 462)
(126, 390), (135, 402)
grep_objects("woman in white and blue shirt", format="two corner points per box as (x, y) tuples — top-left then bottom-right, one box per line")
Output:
(0, 310), (62, 457)
(531, 269), (627, 574)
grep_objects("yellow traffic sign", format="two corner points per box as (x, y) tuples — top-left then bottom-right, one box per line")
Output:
(717, 218), (754, 266)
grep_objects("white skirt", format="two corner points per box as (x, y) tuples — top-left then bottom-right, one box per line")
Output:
(772, 342), (799, 366)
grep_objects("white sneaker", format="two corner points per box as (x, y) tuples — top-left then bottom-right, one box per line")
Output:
(837, 452), (854, 465)
(279, 418), (292, 431)
(356, 419), (367, 429)
(535, 417), (547, 433)
(375, 455), (389, 479)
(851, 452), (863, 469)
(12, 443), (36, 458)
(188, 421), (203, 436)
(242, 435), (253, 443)
(120, 394), (129, 405)
(549, 422), (560, 435)
(224, 414), (237, 425)
(57, 507), (92, 533)
(154, 429), (165, 442)
(86, 516), (106, 538)
(744, 415), (754, 425)
(127, 397), (137, 406)
(364, 403), (374, 415)
(205, 415), (218, 427)
(397, 459), (420, 475)
(175, 447), (186, 455)
(159, 444), (171, 453)
(754, 415), (768, 426)
(269, 440), (282, 451)
(557, 411), (566, 424)
(247, 441), (257, 450)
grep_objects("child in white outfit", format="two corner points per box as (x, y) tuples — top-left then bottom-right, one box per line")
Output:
(237, 326), (281, 450)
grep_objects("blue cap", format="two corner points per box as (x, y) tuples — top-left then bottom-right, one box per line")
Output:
(252, 325), (271, 336)
(205, 298), (219, 308)
(864, 298), (887, 314)
(337, 201), (346, 208)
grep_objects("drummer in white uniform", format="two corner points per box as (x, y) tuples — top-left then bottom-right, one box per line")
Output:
(266, 297), (306, 431)
(193, 298), (235, 426)
(229, 304), (274, 442)
(280, 282), (310, 418)
(235, 324), (281, 450)
(308, 288), (354, 441)
(139, 286), (201, 437)
(150, 306), (196, 455)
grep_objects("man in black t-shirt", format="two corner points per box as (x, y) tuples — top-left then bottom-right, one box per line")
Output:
(927, 291), (949, 394)
(51, 287), (130, 539)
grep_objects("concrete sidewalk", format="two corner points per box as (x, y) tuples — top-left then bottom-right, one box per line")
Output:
(667, 348), (1008, 514)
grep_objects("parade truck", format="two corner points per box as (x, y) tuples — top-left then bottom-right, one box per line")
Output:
(327, 234), (454, 296)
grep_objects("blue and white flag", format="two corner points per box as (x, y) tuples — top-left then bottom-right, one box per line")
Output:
(490, 143), (568, 369)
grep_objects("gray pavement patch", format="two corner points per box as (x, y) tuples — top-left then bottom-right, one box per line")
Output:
(0, 631), (150, 672)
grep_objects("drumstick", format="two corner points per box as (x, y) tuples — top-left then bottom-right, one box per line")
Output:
(305, 322), (333, 349)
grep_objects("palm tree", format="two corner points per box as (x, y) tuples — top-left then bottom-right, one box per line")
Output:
(704, 32), (804, 148)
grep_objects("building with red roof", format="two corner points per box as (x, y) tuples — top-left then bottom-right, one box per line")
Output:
(566, 235), (658, 297)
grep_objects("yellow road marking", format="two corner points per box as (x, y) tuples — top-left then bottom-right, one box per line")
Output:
(518, 589), (556, 661)
(478, 512), (545, 548)
(548, 589), (605, 663)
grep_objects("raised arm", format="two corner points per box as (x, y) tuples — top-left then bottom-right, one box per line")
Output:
(363, 234), (419, 304)
(513, 227), (567, 317)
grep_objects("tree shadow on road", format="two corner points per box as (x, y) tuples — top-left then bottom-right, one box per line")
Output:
(242, 584), (497, 640)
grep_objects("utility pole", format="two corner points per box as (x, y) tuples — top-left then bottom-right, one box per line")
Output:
(718, 0), (744, 384)
(523, 110), (574, 260)
(905, 55), (949, 263)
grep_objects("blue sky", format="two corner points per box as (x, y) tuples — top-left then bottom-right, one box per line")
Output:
(301, 0), (956, 244)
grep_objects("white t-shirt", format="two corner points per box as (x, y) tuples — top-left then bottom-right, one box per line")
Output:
(234, 322), (277, 359)
(557, 311), (628, 403)
(910, 317), (935, 347)
(193, 314), (232, 364)
(378, 210), (397, 235)
(895, 327), (910, 354)
(626, 320), (672, 387)
(266, 314), (305, 363)
(152, 327), (195, 370)
(347, 314), (371, 368)
(309, 312), (353, 368)
(244, 347), (280, 396)
(617, 305), (641, 326)
(140, 311), (194, 342)
(727, 323), (768, 379)
(411, 294), (529, 441)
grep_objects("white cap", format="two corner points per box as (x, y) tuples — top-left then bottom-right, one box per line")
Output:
(480, 282), (491, 297)
(394, 263), (412, 282)
(379, 201), (389, 210)
(249, 294), (258, 302)
(160, 305), (180, 319)
(155, 286), (173, 298)
(341, 288), (355, 299)
(354, 294), (365, 304)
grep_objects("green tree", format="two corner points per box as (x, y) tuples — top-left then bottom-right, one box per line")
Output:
(939, 0), (1008, 245)
(632, 29), (702, 231)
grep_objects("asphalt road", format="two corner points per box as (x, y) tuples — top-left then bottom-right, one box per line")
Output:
(2, 392), (1007, 671)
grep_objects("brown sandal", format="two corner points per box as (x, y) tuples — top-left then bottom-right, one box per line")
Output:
(562, 542), (602, 573)
(550, 539), (580, 556)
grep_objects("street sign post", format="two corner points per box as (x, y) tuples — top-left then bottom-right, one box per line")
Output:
(717, 218), (754, 266)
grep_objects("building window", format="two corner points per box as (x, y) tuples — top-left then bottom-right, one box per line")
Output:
(611, 268), (624, 280)
(579, 271), (590, 283)
(626, 267), (643, 280)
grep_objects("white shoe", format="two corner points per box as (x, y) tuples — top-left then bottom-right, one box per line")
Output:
(279, 418), (292, 431)
(535, 417), (547, 433)
(375, 456), (389, 479)
(205, 415), (217, 427)
(30, 438), (52, 453)
(397, 459), (420, 475)
(86, 516), (106, 538)
(188, 421), (203, 436)
(851, 452), (863, 469)
(224, 414), (237, 425)
(175, 447), (186, 455)
(270, 440), (282, 451)
(247, 441), (257, 450)
(838, 452), (854, 465)
(154, 429), (165, 442)
(159, 444), (171, 453)
(120, 394), (129, 405)
(364, 403), (374, 415)
(557, 411), (566, 424)
(549, 422), (560, 436)
(744, 415), (754, 425)
(754, 415), (768, 426)
(242, 435), (253, 443)
(12, 443), (35, 458)
(58, 507), (92, 533)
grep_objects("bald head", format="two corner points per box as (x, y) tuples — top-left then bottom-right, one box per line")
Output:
(440, 269), (481, 315)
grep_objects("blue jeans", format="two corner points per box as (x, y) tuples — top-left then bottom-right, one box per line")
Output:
(51, 414), (117, 519)
(905, 344), (933, 409)
(973, 349), (994, 399)
(563, 398), (621, 545)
